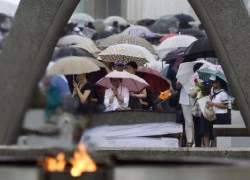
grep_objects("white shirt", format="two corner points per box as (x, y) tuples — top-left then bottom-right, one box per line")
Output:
(211, 88), (229, 114)
(104, 86), (129, 112)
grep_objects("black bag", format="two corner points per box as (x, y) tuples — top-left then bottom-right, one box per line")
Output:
(168, 92), (180, 108)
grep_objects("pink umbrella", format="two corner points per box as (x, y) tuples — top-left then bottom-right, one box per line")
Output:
(96, 70), (149, 92)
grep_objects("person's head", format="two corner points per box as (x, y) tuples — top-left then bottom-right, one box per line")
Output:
(114, 62), (125, 72)
(76, 73), (87, 82)
(193, 63), (204, 73)
(112, 21), (119, 28)
(110, 78), (122, 89)
(210, 75), (228, 91)
(125, 61), (138, 74)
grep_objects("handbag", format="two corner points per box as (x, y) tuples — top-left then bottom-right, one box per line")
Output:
(204, 103), (217, 121)
(62, 94), (81, 114)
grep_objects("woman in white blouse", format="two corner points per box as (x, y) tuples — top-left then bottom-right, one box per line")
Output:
(104, 78), (129, 111)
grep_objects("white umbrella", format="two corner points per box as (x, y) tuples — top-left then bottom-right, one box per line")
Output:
(104, 16), (128, 26)
(71, 42), (100, 57)
(57, 35), (95, 48)
(176, 59), (213, 92)
(96, 70), (149, 92)
(47, 56), (100, 75)
(121, 25), (152, 37)
(98, 44), (157, 66)
(0, 0), (20, 17)
(156, 35), (197, 59)
(68, 13), (95, 25)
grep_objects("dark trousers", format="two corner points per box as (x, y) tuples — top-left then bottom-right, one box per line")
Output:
(193, 116), (202, 147)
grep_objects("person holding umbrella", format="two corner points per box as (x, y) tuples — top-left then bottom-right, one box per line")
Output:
(104, 78), (129, 112)
(125, 61), (147, 109)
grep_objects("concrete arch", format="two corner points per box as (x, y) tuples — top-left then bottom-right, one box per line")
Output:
(0, 0), (250, 144)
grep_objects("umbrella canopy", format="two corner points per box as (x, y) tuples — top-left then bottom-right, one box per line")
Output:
(149, 18), (179, 34)
(0, 0), (20, 17)
(96, 70), (149, 92)
(92, 31), (114, 41)
(97, 34), (157, 56)
(174, 13), (195, 23)
(159, 33), (177, 43)
(104, 16), (128, 26)
(98, 44), (157, 66)
(136, 67), (170, 93)
(176, 60), (213, 91)
(68, 13), (95, 25)
(162, 47), (187, 64)
(71, 43), (100, 57)
(52, 47), (94, 61)
(57, 35), (96, 47)
(136, 19), (156, 27)
(157, 35), (197, 59)
(179, 29), (207, 39)
(121, 25), (152, 37)
(47, 56), (100, 75)
(184, 37), (216, 62)
(197, 66), (227, 83)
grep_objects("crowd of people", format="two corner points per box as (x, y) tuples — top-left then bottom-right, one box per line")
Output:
(33, 14), (233, 148)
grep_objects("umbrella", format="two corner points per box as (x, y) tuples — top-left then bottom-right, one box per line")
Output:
(81, 27), (96, 38)
(97, 34), (157, 56)
(92, 31), (114, 41)
(57, 35), (96, 47)
(156, 35), (197, 59)
(121, 25), (152, 37)
(149, 18), (179, 34)
(162, 47), (187, 64)
(98, 44), (157, 66)
(104, 16), (128, 26)
(136, 67), (170, 93)
(197, 66), (227, 83)
(159, 33), (177, 43)
(47, 56), (100, 75)
(96, 70), (149, 92)
(176, 60), (213, 92)
(174, 13), (195, 23)
(68, 13), (95, 25)
(0, 0), (20, 17)
(52, 47), (94, 61)
(71, 43), (100, 57)
(179, 29), (206, 39)
(184, 37), (216, 62)
(136, 19), (156, 27)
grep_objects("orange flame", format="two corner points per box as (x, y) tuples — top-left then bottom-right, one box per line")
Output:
(43, 143), (97, 177)
(70, 143), (97, 177)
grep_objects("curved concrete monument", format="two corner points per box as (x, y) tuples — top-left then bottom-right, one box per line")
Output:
(188, 0), (250, 133)
(0, 0), (80, 144)
(0, 0), (250, 145)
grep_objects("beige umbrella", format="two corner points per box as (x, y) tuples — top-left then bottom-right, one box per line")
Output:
(57, 35), (95, 47)
(47, 56), (100, 75)
(103, 16), (128, 26)
(98, 44), (157, 66)
(91, 58), (110, 73)
(71, 43), (100, 57)
(97, 34), (157, 56)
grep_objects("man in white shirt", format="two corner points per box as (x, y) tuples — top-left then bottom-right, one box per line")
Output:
(104, 78), (129, 111)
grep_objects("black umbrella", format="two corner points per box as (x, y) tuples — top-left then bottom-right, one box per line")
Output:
(174, 13), (195, 23)
(163, 47), (187, 64)
(184, 37), (216, 62)
(149, 18), (179, 34)
(91, 31), (114, 41)
(52, 47), (94, 61)
(136, 19), (156, 27)
(179, 29), (207, 39)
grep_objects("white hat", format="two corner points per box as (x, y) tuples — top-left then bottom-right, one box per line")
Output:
(209, 75), (216, 81)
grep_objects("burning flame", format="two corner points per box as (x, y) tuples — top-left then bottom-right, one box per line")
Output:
(43, 143), (97, 177)
(70, 143), (97, 177)
(43, 152), (66, 172)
